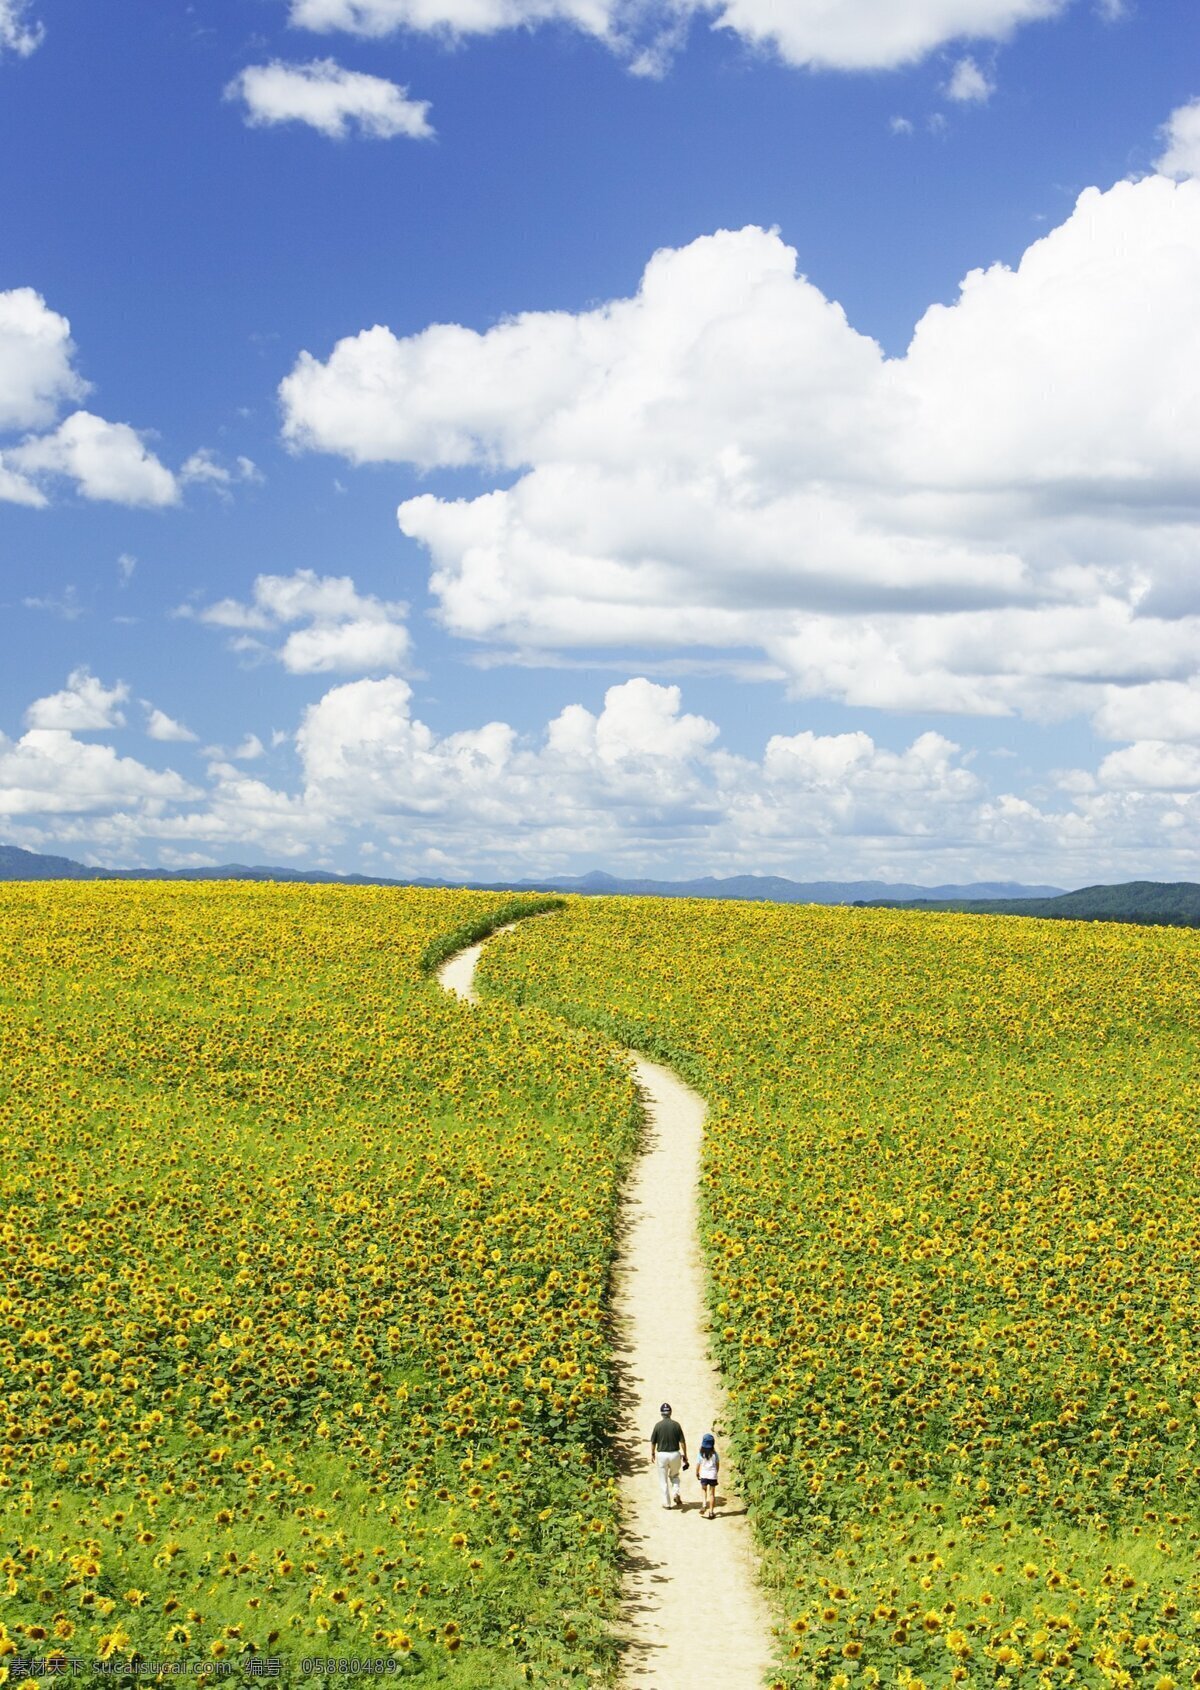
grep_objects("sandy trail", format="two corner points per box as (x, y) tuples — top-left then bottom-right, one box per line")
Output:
(438, 928), (775, 1689)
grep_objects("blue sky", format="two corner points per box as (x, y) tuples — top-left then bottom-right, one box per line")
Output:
(2, 0), (1199, 884)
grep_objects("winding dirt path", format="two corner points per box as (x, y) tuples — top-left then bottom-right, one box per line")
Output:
(438, 927), (775, 1689)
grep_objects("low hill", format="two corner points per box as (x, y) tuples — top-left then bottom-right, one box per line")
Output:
(0, 844), (99, 880)
(865, 880), (1200, 928)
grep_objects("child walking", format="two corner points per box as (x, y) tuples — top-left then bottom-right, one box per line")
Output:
(697, 1432), (719, 1518)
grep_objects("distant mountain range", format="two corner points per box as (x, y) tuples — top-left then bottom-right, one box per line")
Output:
(6, 842), (1200, 924)
(0, 845), (1065, 904)
(481, 869), (1071, 903)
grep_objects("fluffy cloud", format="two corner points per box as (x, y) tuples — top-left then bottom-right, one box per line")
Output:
(1092, 681), (1200, 744)
(708, 0), (1062, 70)
(226, 58), (432, 140)
(26, 668), (129, 732)
(0, 730), (195, 817)
(290, 674), (988, 872)
(0, 289), (178, 508)
(187, 569), (411, 675)
(10, 412), (179, 507)
(145, 706), (198, 743)
(286, 0), (1067, 71)
(945, 55), (993, 102)
(0, 458), (45, 506)
(1098, 740), (1200, 793)
(0, 289), (85, 431)
(0, 0), (41, 56)
(281, 174), (1200, 731)
(8, 671), (1200, 883)
(1155, 98), (1200, 181)
(547, 678), (717, 764)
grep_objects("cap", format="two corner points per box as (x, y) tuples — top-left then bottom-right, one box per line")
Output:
(660, 1402), (671, 1415)
(700, 1432), (715, 1449)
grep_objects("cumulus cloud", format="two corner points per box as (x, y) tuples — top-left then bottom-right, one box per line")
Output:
(286, 0), (1067, 72)
(280, 173), (1200, 728)
(186, 569), (411, 675)
(26, 668), (129, 732)
(0, 0), (41, 56)
(8, 670), (1200, 884)
(1098, 740), (1200, 792)
(1092, 680), (1200, 744)
(289, 674), (990, 873)
(226, 58), (432, 140)
(703, 0), (1062, 70)
(1155, 97), (1200, 180)
(0, 289), (86, 431)
(0, 289), (179, 508)
(945, 55), (993, 102)
(10, 412), (179, 507)
(194, 673), (1200, 882)
(0, 729), (195, 817)
(145, 706), (199, 743)
(547, 677), (717, 764)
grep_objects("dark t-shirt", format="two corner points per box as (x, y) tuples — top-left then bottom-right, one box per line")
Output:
(651, 1416), (685, 1453)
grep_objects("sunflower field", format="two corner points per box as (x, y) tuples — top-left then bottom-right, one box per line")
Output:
(480, 898), (1200, 1690)
(0, 883), (638, 1685)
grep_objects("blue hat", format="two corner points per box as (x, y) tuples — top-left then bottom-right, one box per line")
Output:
(700, 1432), (715, 1450)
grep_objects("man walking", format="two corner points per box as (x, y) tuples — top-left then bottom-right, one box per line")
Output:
(650, 1402), (688, 1509)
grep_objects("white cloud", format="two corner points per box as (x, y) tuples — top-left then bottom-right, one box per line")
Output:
(0, 729), (195, 817)
(9, 669), (1200, 884)
(288, 0), (619, 44)
(1155, 97), (1200, 181)
(889, 115), (914, 135)
(0, 456), (46, 506)
(287, 0), (1067, 72)
(145, 706), (199, 743)
(234, 733), (266, 760)
(180, 449), (264, 493)
(945, 55), (993, 103)
(9, 412), (178, 507)
(292, 674), (984, 868)
(0, 288), (86, 432)
(280, 172), (1200, 727)
(279, 619), (412, 673)
(0, 291), (180, 509)
(1098, 740), (1200, 792)
(704, 0), (1062, 70)
(226, 58), (432, 140)
(27, 668), (129, 732)
(1092, 680), (1200, 744)
(188, 568), (411, 675)
(547, 677), (717, 763)
(0, 0), (42, 57)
